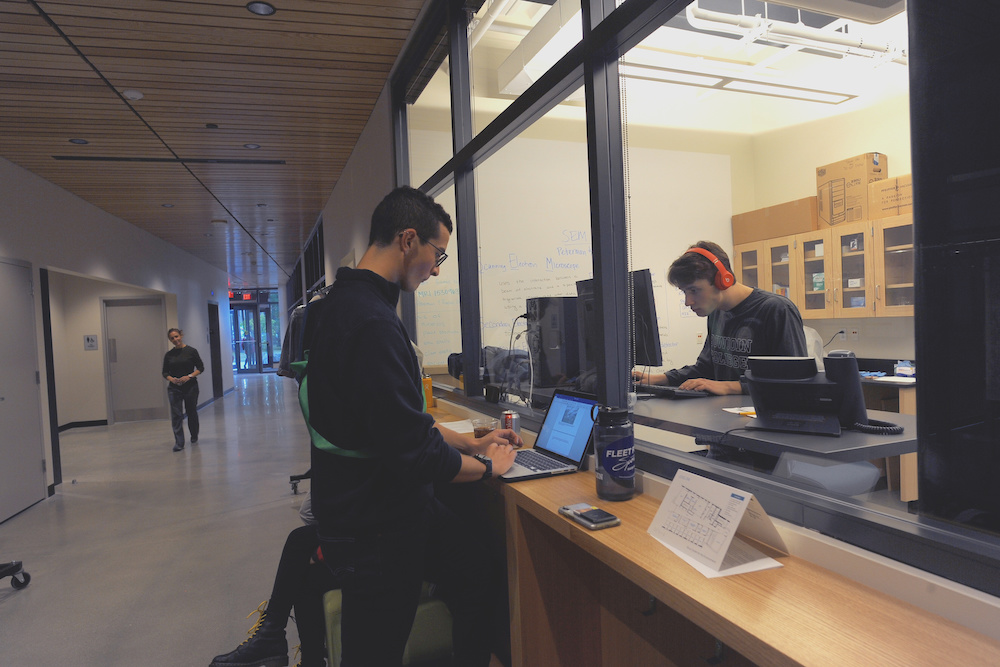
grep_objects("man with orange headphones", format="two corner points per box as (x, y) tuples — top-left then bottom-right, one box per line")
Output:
(634, 240), (806, 396)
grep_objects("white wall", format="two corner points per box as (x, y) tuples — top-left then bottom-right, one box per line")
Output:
(321, 86), (397, 281)
(750, 94), (911, 209)
(0, 156), (235, 486)
(48, 272), (172, 425)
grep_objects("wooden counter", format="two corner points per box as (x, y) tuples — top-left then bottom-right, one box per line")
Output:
(502, 471), (1000, 666)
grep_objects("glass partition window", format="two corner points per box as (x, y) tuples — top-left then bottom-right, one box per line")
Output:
(406, 26), (453, 188)
(472, 90), (590, 401)
(401, 0), (1000, 597)
(620, 2), (918, 531)
(414, 186), (460, 367)
(470, 0), (582, 136)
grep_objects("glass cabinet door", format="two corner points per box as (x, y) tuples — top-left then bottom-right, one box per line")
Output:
(874, 213), (915, 316)
(733, 242), (765, 289)
(833, 220), (876, 317)
(798, 229), (833, 319)
(764, 236), (797, 304)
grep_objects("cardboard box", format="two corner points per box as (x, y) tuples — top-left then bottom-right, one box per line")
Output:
(869, 174), (913, 219)
(731, 196), (819, 245)
(816, 153), (888, 225)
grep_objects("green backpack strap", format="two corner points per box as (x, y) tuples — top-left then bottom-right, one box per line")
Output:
(295, 353), (375, 459)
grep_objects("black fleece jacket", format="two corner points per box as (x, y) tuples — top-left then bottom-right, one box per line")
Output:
(307, 267), (462, 537)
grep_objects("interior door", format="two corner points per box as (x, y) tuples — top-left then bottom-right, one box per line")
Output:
(0, 259), (46, 522)
(208, 302), (224, 398)
(104, 297), (169, 423)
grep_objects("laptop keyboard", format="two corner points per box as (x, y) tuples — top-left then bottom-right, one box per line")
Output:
(515, 449), (565, 471)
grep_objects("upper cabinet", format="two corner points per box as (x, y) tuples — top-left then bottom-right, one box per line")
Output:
(733, 242), (765, 290)
(873, 213), (915, 317)
(763, 236), (798, 304)
(831, 221), (877, 318)
(796, 228), (835, 319)
(735, 213), (912, 319)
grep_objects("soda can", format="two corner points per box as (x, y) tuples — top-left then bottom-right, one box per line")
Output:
(501, 409), (520, 434)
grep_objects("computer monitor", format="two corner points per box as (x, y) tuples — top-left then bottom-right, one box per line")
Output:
(576, 268), (663, 373)
(525, 296), (580, 388)
(631, 268), (663, 367)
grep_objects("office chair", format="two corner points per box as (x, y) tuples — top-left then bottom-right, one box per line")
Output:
(803, 325), (825, 371)
(1, 561), (31, 590)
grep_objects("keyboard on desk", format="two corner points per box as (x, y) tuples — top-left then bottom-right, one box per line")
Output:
(635, 383), (709, 399)
(514, 449), (566, 471)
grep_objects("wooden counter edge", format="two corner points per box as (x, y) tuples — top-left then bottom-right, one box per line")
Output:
(502, 473), (1000, 667)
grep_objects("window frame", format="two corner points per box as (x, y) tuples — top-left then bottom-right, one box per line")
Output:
(392, 0), (1000, 598)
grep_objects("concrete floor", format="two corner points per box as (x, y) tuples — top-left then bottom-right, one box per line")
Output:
(0, 374), (312, 666)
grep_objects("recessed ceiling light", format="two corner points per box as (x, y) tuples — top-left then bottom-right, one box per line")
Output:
(162, 203), (174, 208)
(256, 203), (267, 208)
(122, 89), (144, 101)
(68, 138), (89, 145)
(244, 143), (261, 150)
(210, 219), (228, 226)
(246, 2), (276, 16)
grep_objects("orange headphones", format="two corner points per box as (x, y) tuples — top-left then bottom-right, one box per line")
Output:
(686, 247), (735, 290)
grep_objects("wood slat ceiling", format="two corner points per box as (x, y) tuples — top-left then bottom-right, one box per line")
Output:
(0, 0), (426, 288)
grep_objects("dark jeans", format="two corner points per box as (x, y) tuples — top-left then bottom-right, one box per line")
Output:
(318, 498), (495, 667)
(265, 525), (328, 663)
(167, 383), (199, 446)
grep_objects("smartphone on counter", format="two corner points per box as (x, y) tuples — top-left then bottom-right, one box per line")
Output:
(558, 502), (621, 530)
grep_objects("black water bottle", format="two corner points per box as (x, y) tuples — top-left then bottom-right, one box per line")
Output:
(593, 406), (636, 501)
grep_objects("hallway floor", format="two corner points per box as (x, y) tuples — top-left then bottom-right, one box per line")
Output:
(0, 374), (313, 666)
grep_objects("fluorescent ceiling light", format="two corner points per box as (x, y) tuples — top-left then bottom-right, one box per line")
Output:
(618, 58), (854, 105)
(618, 64), (723, 87)
(722, 80), (852, 104)
(497, 0), (581, 96)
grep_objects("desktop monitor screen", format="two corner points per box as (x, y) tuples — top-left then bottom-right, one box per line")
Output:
(526, 296), (580, 388)
(576, 269), (663, 373)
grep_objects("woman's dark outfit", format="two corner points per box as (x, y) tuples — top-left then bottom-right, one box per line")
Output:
(162, 345), (204, 450)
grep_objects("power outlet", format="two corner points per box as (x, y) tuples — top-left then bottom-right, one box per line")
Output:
(838, 331), (847, 341)
(694, 332), (705, 345)
(849, 329), (860, 341)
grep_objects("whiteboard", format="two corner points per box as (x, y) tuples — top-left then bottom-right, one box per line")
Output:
(414, 130), (732, 376)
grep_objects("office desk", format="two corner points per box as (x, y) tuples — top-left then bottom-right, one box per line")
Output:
(632, 394), (916, 462)
(503, 471), (1000, 666)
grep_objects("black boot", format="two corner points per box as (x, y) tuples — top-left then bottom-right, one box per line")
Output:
(210, 601), (289, 667)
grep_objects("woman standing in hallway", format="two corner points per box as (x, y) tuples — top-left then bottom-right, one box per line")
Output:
(163, 327), (204, 452)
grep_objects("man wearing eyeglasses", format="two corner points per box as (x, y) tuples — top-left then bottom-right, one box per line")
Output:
(302, 186), (519, 667)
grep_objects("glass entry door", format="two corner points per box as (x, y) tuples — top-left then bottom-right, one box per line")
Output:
(259, 304), (276, 369)
(231, 305), (259, 373)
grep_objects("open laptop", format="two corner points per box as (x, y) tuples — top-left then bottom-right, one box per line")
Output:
(500, 390), (598, 482)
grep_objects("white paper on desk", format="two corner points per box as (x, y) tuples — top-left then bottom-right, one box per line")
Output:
(647, 470), (786, 577)
(439, 419), (473, 433)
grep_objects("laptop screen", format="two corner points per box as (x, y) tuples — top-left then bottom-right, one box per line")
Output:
(535, 392), (597, 462)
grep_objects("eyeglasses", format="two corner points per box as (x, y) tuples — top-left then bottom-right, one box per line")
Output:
(423, 238), (448, 267)
(399, 230), (448, 267)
